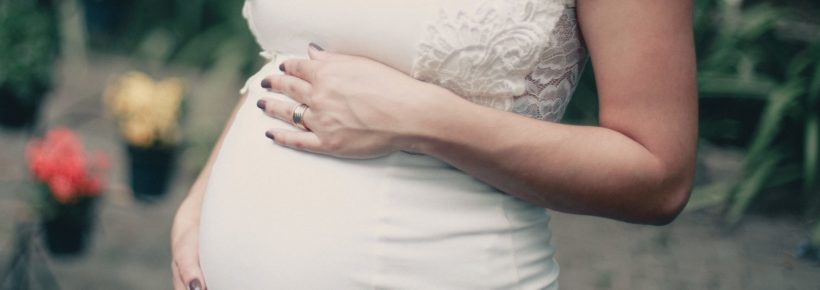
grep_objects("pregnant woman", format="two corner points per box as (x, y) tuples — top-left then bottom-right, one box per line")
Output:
(172, 0), (697, 289)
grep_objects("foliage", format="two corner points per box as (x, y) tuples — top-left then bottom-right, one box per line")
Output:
(104, 71), (185, 148)
(561, 0), (820, 249)
(694, 0), (820, 223)
(80, 0), (260, 75)
(0, 0), (60, 103)
(25, 128), (108, 217)
(683, 0), (820, 254)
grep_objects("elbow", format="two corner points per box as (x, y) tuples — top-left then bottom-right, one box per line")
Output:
(644, 197), (687, 226)
(642, 175), (693, 226)
(615, 159), (695, 226)
(628, 153), (696, 226)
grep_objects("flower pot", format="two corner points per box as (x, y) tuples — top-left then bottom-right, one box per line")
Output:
(41, 199), (95, 256)
(0, 86), (43, 129)
(126, 144), (176, 201)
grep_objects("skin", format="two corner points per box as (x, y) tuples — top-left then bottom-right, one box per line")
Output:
(171, 0), (697, 288)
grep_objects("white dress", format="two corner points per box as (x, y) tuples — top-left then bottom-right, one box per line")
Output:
(199, 0), (586, 289)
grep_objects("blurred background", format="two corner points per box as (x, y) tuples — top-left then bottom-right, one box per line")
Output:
(1, 0), (819, 289)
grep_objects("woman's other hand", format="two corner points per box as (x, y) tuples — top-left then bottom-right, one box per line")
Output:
(257, 43), (452, 158)
(171, 194), (206, 290)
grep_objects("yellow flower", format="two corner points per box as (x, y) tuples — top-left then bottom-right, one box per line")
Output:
(104, 71), (185, 148)
(122, 120), (152, 147)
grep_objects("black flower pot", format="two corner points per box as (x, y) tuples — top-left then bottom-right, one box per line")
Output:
(126, 144), (176, 201)
(0, 87), (43, 129)
(42, 199), (95, 256)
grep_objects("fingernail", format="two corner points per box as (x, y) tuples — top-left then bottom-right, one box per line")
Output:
(265, 131), (275, 140)
(309, 42), (325, 51)
(256, 99), (266, 110)
(279, 63), (286, 72)
(261, 78), (271, 89)
(188, 279), (202, 290)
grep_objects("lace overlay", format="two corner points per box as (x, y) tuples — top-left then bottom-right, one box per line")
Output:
(513, 9), (586, 121)
(412, 0), (586, 122)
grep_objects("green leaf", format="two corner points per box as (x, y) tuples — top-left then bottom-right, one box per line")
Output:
(786, 50), (814, 79)
(766, 162), (803, 188)
(744, 81), (804, 168)
(806, 115), (819, 195)
(697, 72), (776, 99)
(809, 59), (820, 105)
(812, 220), (820, 247)
(738, 4), (781, 40)
(726, 152), (782, 226)
(685, 182), (733, 212)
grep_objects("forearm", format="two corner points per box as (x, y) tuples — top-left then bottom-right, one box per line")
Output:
(406, 92), (693, 225)
(397, 0), (698, 225)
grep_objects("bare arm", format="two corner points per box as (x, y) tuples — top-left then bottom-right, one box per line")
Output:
(405, 0), (697, 225)
(260, 0), (696, 225)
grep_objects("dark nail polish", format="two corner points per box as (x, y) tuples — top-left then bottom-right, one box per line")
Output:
(279, 63), (286, 72)
(309, 42), (325, 51)
(261, 78), (271, 89)
(256, 99), (266, 109)
(188, 279), (202, 290)
(265, 131), (275, 140)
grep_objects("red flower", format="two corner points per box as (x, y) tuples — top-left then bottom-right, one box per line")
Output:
(26, 128), (109, 204)
(48, 176), (75, 203)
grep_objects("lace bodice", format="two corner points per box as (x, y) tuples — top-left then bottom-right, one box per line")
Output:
(412, 0), (586, 121)
(243, 0), (586, 121)
(514, 9), (587, 121)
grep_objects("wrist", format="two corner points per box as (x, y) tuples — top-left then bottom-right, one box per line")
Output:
(393, 84), (474, 156)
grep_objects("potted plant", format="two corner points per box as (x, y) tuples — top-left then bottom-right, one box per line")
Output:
(26, 128), (109, 255)
(0, 0), (60, 129)
(104, 71), (184, 201)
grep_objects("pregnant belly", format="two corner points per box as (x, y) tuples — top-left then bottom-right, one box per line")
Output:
(198, 59), (559, 289)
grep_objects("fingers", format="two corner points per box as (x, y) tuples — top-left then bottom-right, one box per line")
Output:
(172, 262), (186, 290)
(273, 43), (358, 89)
(281, 42), (361, 82)
(171, 227), (207, 290)
(261, 74), (312, 105)
(257, 98), (313, 130)
(174, 259), (207, 290)
(307, 43), (357, 61)
(265, 129), (324, 153)
(257, 98), (292, 123)
(280, 58), (322, 83)
(307, 42), (327, 60)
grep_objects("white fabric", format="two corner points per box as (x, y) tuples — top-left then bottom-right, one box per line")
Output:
(200, 0), (585, 289)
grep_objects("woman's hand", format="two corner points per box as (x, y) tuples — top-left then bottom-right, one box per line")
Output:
(257, 43), (448, 158)
(171, 195), (206, 290)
